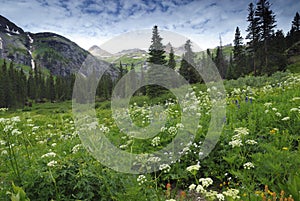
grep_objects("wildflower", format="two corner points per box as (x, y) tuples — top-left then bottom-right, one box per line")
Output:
(195, 185), (205, 193)
(292, 97), (300, 101)
(245, 140), (257, 145)
(290, 108), (299, 112)
(41, 152), (56, 158)
(223, 188), (240, 199)
(229, 139), (243, 148)
(165, 199), (176, 201)
(32, 126), (39, 131)
(168, 126), (177, 136)
(199, 178), (213, 188)
(264, 102), (272, 107)
(51, 143), (57, 147)
(234, 127), (249, 135)
(99, 124), (110, 133)
(47, 160), (57, 167)
(281, 117), (290, 121)
(186, 164), (200, 172)
(11, 129), (22, 136)
(159, 164), (171, 173)
(151, 137), (160, 147)
(189, 184), (196, 191)
(72, 144), (82, 153)
(275, 112), (282, 117)
(243, 162), (255, 169)
(216, 194), (225, 201)
(282, 147), (288, 151)
(137, 175), (147, 185)
(147, 156), (161, 163)
(1, 150), (8, 155)
(179, 191), (186, 201)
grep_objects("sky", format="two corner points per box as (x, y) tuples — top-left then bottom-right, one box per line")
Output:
(0, 0), (299, 53)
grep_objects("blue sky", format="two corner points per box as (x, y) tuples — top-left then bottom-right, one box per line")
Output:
(0, 0), (299, 52)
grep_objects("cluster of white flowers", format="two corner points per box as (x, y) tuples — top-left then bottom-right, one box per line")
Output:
(165, 199), (176, 201)
(188, 184), (196, 191)
(99, 124), (110, 133)
(245, 139), (257, 145)
(137, 175), (147, 185)
(281, 116), (290, 121)
(159, 164), (171, 173)
(222, 188), (240, 199)
(186, 164), (201, 172)
(243, 162), (255, 169)
(11, 128), (22, 136)
(147, 156), (161, 163)
(41, 152), (56, 158)
(32, 126), (39, 131)
(151, 136), (160, 147)
(196, 184), (205, 193)
(199, 178), (213, 188)
(229, 139), (243, 148)
(216, 193), (225, 201)
(47, 160), (57, 167)
(168, 126), (177, 136)
(0, 108), (8, 112)
(234, 127), (249, 136)
(72, 144), (82, 153)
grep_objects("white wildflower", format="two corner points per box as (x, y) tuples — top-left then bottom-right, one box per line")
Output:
(137, 175), (147, 185)
(41, 152), (56, 158)
(47, 160), (57, 167)
(195, 185), (205, 193)
(229, 139), (243, 148)
(72, 144), (82, 153)
(159, 164), (171, 173)
(186, 164), (200, 172)
(199, 178), (213, 188)
(216, 193), (225, 201)
(243, 162), (255, 169)
(189, 184), (196, 191)
(151, 137), (160, 147)
(281, 116), (290, 121)
(245, 140), (257, 145)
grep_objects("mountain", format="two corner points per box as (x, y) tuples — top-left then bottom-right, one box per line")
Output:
(88, 45), (113, 58)
(0, 15), (117, 77)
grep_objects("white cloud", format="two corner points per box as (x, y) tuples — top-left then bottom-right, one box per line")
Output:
(0, 0), (298, 51)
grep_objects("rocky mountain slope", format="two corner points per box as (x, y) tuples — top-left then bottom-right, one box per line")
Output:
(0, 15), (118, 78)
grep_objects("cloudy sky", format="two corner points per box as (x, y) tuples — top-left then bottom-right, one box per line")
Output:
(1, 0), (299, 52)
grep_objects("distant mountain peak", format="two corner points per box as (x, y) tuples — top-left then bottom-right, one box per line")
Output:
(88, 45), (113, 58)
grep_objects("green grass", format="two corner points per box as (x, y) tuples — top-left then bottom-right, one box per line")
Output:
(0, 71), (300, 201)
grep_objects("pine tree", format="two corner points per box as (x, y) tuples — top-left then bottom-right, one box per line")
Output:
(147, 25), (167, 98)
(167, 46), (176, 70)
(255, 0), (276, 72)
(291, 12), (300, 33)
(232, 27), (245, 77)
(179, 40), (200, 83)
(288, 12), (300, 45)
(214, 36), (227, 79)
(246, 2), (260, 76)
(148, 25), (167, 65)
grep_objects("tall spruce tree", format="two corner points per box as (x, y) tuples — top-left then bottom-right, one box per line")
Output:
(291, 12), (300, 33)
(167, 46), (176, 70)
(255, 0), (276, 73)
(233, 27), (245, 77)
(179, 40), (200, 83)
(246, 2), (260, 76)
(147, 25), (167, 97)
